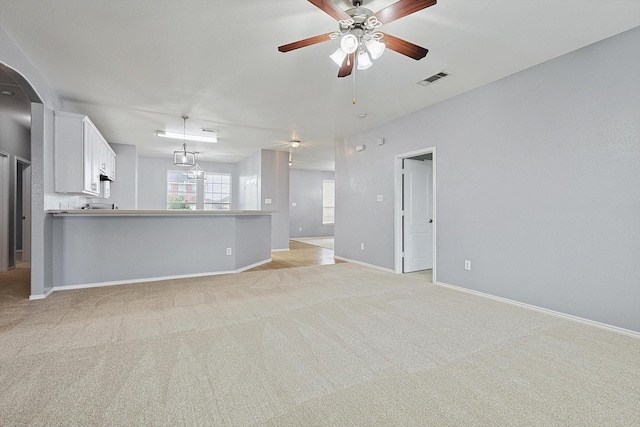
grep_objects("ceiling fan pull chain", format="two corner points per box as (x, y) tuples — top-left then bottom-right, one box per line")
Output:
(352, 63), (357, 104)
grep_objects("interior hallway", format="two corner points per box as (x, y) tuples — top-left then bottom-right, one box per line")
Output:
(246, 239), (344, 272)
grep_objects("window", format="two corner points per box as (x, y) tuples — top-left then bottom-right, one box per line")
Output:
(204, 172), (231, 210)
(322, 179), (335, 225)
(167, 171), (231, 210)
(167, 170), (197, 210)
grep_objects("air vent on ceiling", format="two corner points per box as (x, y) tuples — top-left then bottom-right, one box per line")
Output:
(417, 72), (449, 86)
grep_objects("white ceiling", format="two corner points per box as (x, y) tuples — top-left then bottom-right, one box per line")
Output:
(1, 0), (639, 170)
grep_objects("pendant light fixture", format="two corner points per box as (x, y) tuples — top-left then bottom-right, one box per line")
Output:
(173, 115), (196, 167)
(188, 163), (206, 180)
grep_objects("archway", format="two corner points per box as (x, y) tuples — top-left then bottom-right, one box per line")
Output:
(0, 62), (43, 296)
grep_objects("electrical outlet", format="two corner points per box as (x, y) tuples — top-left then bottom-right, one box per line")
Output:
(298, 227), (302, 232)
(226, 248), (232, 256)
(465, 260), (471, 270)
(361, 243), (365, 250)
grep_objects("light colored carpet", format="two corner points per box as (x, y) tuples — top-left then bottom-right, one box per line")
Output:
(290, 237), (334, 250)
(1, 264), (639, 426)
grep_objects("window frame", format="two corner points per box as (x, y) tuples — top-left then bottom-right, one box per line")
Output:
(322, 179), (335, 225)
(167, 170), (232, 210)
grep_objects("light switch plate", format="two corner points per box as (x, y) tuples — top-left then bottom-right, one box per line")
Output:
(291, 202), (297, 207)
(377, 195), (383, 202)
(265, 198), (272, 205)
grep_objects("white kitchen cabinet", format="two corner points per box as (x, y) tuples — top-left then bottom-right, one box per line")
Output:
(54, 111), (116, 197)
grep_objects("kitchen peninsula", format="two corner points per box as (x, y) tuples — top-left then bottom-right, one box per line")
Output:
(48, 209), (273, 291)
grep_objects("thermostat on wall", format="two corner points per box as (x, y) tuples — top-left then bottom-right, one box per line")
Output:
(356, 145), (365, 152)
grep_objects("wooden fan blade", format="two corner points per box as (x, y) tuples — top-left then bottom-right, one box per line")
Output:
(308, 0), (351, 21)
(338, 53), (355, 78)
(375, 0), (437, 25)
(380, 33), (428, 60)
(278, 33), (333, 53)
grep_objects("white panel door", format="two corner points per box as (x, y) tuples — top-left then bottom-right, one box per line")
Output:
(403, 159), (433, 272)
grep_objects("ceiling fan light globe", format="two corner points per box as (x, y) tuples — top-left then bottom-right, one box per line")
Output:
(340, 34), (359, 54)
(329, 48), (347, 67)
(366, 39), (386, 60)
(357, 51), (373, 70)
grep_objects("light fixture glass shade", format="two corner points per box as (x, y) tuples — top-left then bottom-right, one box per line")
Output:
(357, 51), (372, 70)
(365, 39), (386, 60)
(157, 131), (218, 143)
(173, 143), (196, 167)
(329, 48), (347, 67)
(290, 140), (301, 148)
(187, 163), (206, 180)
(340, 34), (359, 54)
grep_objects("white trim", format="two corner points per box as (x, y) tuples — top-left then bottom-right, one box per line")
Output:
(434, 281), (640, 339)
(235, 258), (272, 272)
(334, 256), (396, 273)
(394, 147), (437, 281)
(0, 150), (9, 272)
(271, 248), (290, 252)
(39, 258), (273, 295)
(29, 287), (54, 300)
(14, 156), (30, 165)
(14, 156), (31, 264)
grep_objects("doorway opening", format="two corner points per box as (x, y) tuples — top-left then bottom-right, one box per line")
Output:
(394, 147), (436, 279)
(15, 157), (31, 268)
(0, 61), (42, 296)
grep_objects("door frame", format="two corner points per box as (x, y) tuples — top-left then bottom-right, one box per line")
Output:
(14, 156), (31, 263)
(394, 147), (437, 279)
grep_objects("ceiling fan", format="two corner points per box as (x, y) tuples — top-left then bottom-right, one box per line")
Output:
(278, 0), (436, 78)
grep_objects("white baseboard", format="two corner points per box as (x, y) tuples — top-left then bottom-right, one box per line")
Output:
(272, 248), (290, 252)
(49, 258), (273, 294)
(334, 256), (395, 274)
(29, 287), (54, 300)
(434, 281), (640, 339)
(236, 258), (272, 272)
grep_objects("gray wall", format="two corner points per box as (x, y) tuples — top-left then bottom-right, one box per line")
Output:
(335, 27), (640, 332)
(0, 114), (30, 159)
(107, 143), (137, 209)
(261, 150), (290, 250)
(137, 156), (237, 210)
(1, 23), (78, 296)
(52, 214), (271, 286)
(289, 169), (335, 238)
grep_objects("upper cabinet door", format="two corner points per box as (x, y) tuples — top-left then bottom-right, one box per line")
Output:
(54, 111), (115, 197)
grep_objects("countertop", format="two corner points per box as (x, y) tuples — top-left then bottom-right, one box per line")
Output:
(47, 209), (276, 217)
